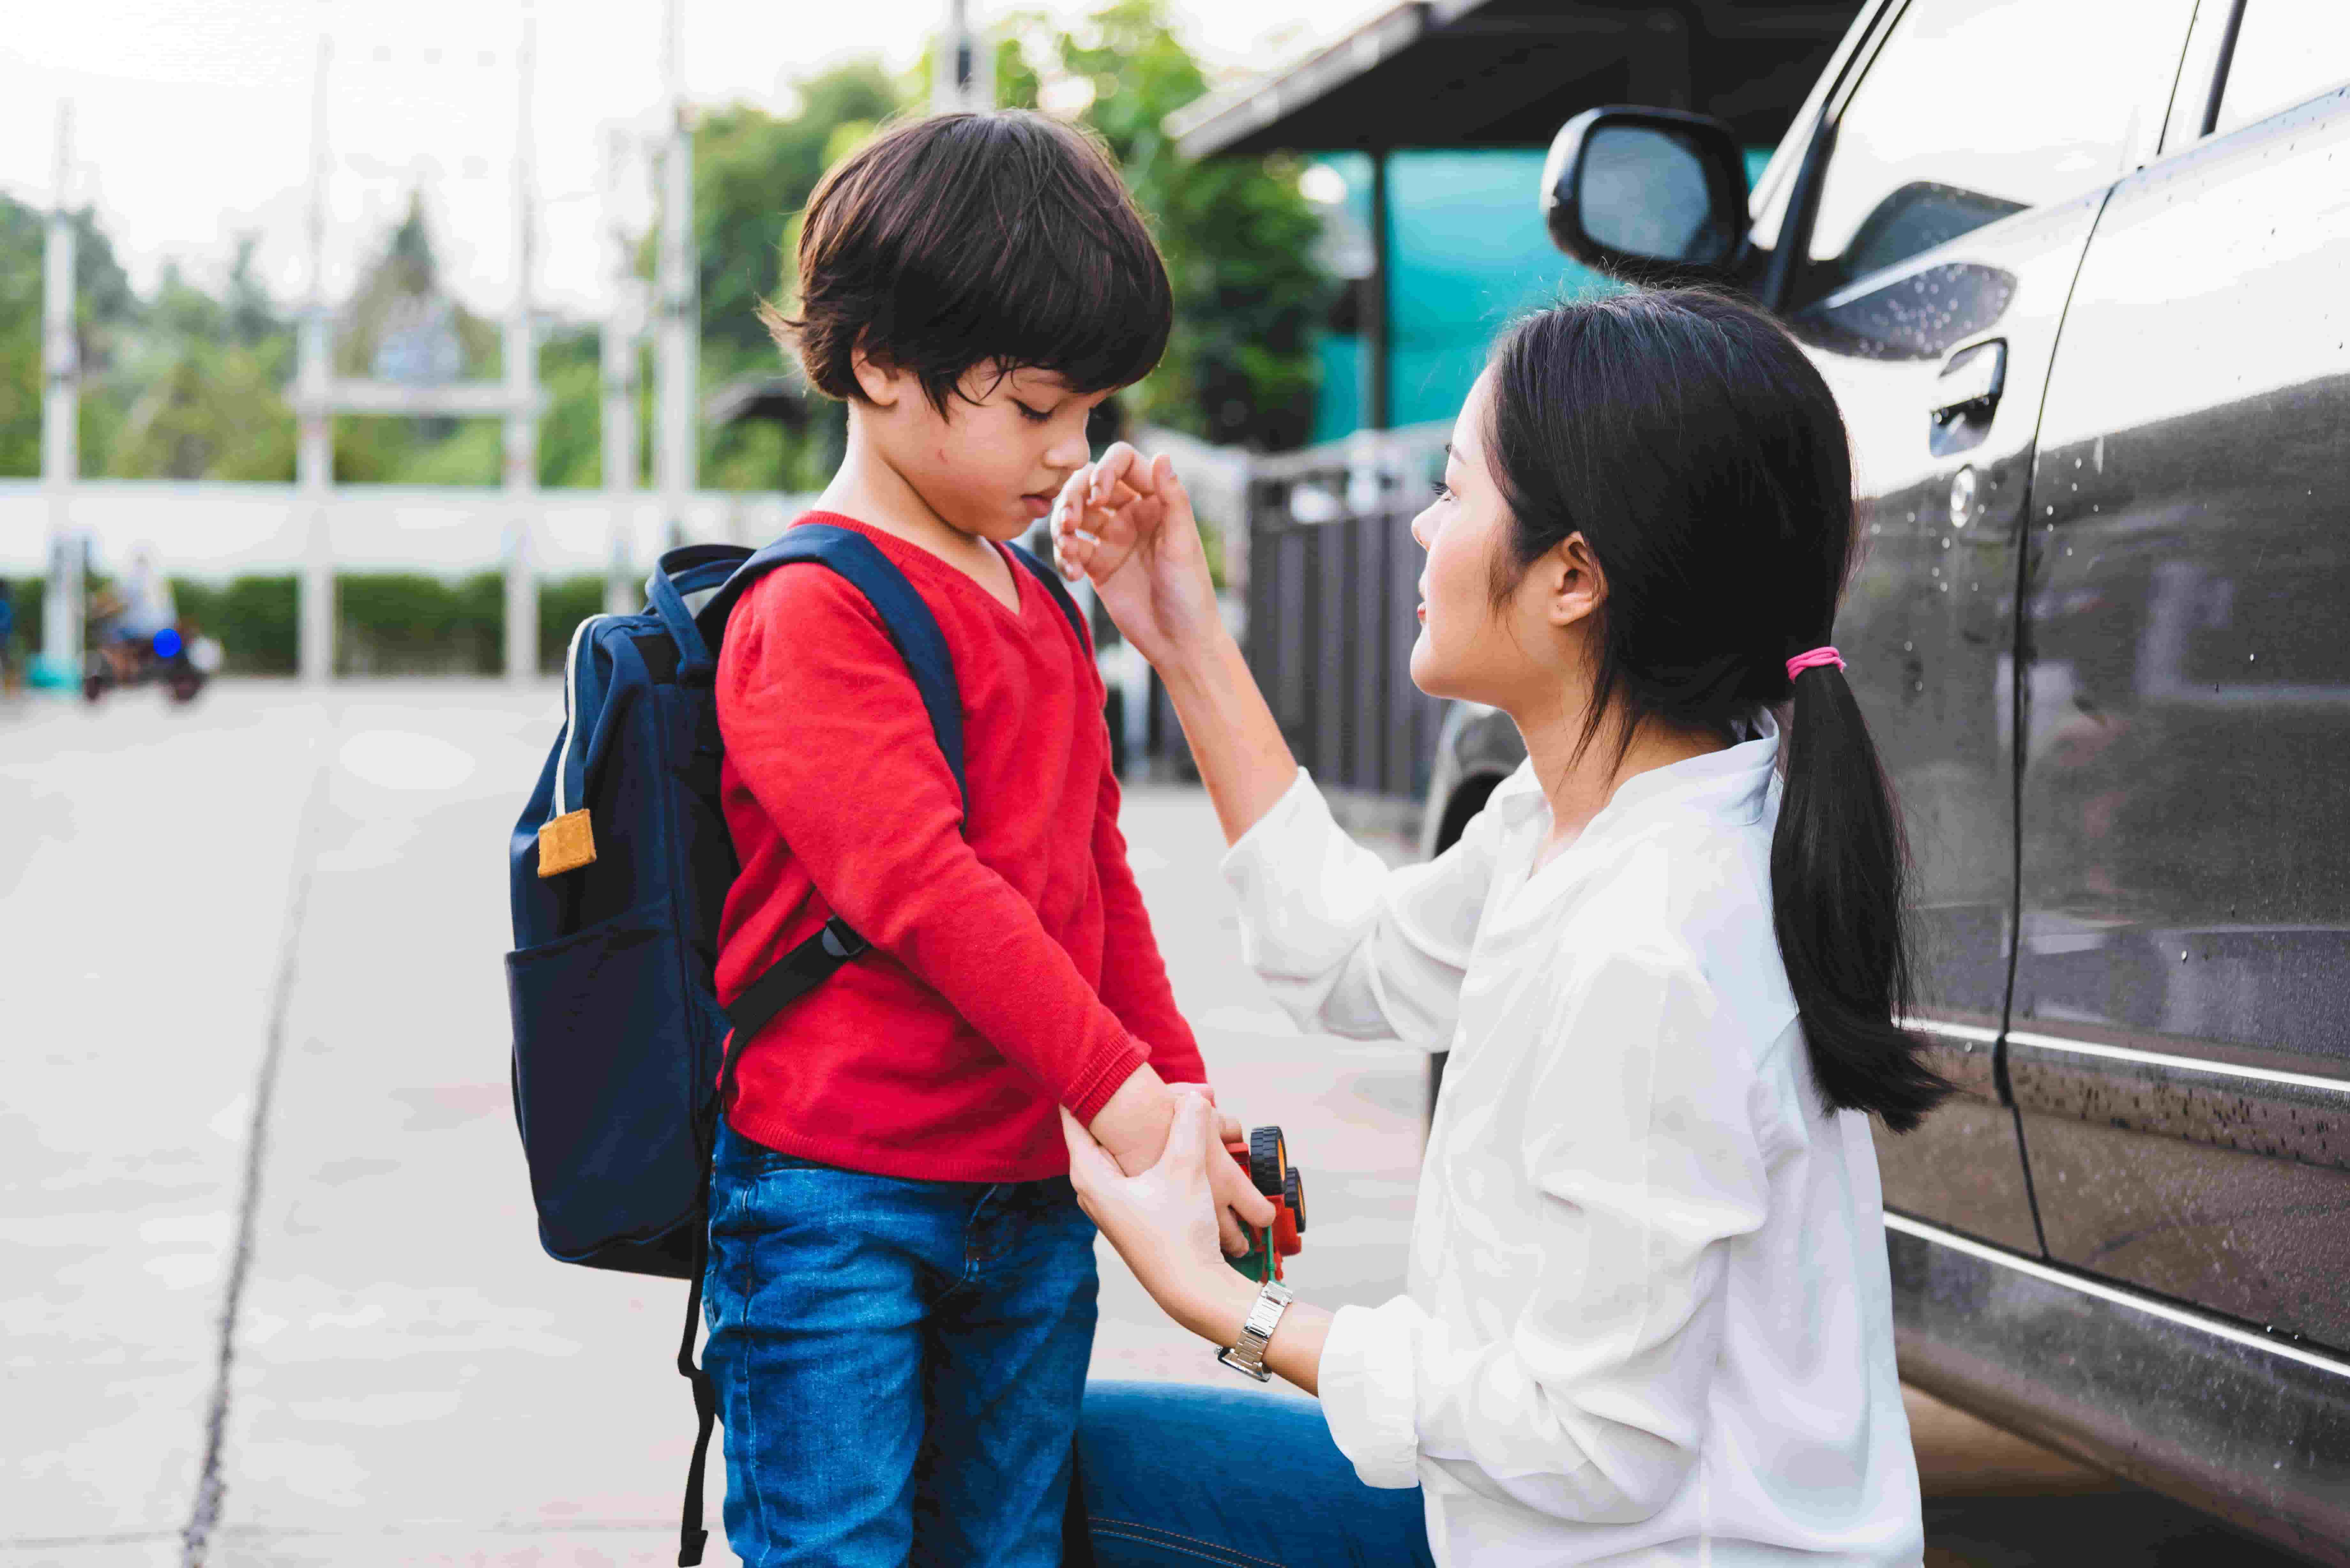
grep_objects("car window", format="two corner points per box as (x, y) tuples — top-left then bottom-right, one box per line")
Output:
(2214, 0), (2350, 136)
(1796, 0), (2195, 307)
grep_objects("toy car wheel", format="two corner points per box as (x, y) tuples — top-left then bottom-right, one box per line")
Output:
(1248, 1126), (1288, 1197)
(1284, 1168), (1307, 1234)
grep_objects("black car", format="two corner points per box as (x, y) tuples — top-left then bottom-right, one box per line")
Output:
(1417, 0), (2350, 1558)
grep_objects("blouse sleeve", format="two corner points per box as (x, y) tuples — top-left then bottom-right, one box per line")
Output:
(1216, 768), (1509, 1049)
(1316, 947), (1773, 1521)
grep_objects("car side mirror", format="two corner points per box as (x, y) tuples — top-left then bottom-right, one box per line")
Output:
(1541, 107), (1749, 283)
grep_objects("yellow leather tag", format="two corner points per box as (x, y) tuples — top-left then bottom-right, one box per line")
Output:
(537, 810), (597, 877)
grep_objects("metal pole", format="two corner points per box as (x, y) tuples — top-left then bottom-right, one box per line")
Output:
(932, 0), (993, 112)
(654, 0), (696, 554)
(40, 101), (82, 682)
(1365, 149), (1391, 433)
(503, 1), (540, 682)
(601, 124), (644, 615)
(297, 19), (335, 685)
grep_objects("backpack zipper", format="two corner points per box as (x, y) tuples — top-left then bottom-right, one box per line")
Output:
(554, 614), (607, 820)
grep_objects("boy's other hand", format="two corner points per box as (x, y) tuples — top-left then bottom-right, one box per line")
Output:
(1086, 1065), (1274, 1256)
(1051, 443), (1224, 669)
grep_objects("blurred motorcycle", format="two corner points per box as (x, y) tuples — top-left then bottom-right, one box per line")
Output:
(82, 619), (224, 705)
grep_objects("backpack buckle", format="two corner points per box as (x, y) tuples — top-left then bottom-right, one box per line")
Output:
(819, 922), (869, 961)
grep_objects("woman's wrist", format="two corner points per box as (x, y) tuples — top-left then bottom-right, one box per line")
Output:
(1176, 1266), (1263, 1347)
(1153, 621), (1244, 696)
(1179, 1270), (1330, 1396)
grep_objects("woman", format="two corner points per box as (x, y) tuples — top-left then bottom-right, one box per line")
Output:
(1050, 290), (1942, 1566)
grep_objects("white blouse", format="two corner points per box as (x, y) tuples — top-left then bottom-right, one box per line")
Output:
(1221, 717), (1923, 1567)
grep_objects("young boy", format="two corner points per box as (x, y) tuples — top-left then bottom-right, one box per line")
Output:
(706, 110), (1270, 1566)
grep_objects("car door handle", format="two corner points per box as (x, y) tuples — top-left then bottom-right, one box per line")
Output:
(1933, 339), (2007, 424)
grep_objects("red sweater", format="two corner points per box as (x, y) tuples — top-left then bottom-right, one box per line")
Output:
(712, 513), (1206, 1181)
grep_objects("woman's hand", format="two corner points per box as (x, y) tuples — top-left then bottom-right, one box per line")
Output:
(1062, 1095), (1262, 1344)
(1088, 1071), (1272, 1258)
(1051, 443), (1225, 669)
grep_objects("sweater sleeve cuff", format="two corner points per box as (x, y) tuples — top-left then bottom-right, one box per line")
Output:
(1060, 1034), (1151, 1126)
(1320, 1297), (1423, 1490)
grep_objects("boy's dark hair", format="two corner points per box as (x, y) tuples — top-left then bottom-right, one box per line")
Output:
(763, 110), (1172, 413)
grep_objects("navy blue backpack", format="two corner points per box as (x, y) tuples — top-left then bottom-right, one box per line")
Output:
(505, 525), (1084, 1565)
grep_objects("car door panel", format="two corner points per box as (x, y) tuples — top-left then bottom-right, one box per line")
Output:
(1791, 188), (2111, 1252)
(2009, 1044), (2350, 1348)
(1776, 0), (2201, 1250)
(2014, 87), (2350, 1348)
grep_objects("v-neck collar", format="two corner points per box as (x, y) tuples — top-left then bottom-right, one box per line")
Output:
(793, 512), (1031, 625)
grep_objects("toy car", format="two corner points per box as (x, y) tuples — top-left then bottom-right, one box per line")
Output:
(1224, 1125), (1308, 1284)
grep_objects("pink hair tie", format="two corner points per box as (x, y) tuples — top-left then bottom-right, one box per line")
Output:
(1785, 646), (1846, 680)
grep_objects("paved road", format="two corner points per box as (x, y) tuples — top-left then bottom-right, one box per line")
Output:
(0, 682), (2301, 1567)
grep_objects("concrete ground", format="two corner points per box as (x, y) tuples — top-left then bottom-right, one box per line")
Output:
(0, 681), (2302, 1566)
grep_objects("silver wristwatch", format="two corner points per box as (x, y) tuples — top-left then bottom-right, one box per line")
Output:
(1217, 1279), (1294, 1382)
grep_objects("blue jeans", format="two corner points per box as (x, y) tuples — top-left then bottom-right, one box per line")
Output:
(1078, 1381), (1438, 1568)
(703, 1121), (1100, 1567)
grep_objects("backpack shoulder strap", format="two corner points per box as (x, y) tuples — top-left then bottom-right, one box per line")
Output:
(1006, 539), (1090, 652)
(699, 524), (968, 809)
(645, 544), (754, 684)
(696, 524), (967, 1047)
(669, 527), (978, 1568)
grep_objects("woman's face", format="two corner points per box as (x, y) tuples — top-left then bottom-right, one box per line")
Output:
(1410, 370), (1549, 707)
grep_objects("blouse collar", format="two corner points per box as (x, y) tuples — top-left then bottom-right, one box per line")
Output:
(1485, 709), (1781, 841)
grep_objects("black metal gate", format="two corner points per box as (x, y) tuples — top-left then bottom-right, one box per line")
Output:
(1240, 433), (1449, 803)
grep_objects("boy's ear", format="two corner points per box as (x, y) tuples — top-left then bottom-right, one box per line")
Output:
(849, 342), (906, 409)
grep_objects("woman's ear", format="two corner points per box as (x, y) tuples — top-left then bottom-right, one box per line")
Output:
(1541, 532), (1607, 630)
(849, 343), (905, 409)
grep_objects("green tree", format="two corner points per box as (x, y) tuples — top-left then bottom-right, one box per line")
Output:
(0, 194), (139, 478)
(687, 61), (903, 491)
(696, 63), (900, 371)
(991, 0), (1332, 449)
(102, 261), (297, 480)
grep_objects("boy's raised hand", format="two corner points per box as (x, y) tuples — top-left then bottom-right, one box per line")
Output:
(1052, 442), (1224, 668)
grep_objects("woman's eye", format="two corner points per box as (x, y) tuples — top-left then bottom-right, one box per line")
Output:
(1015, 402), (1052, 424)
(1429, 481), (1454, 501)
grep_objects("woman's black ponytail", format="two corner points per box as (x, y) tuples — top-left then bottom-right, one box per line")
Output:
(1773, 661), (1945, 1130)
(1485, 290), (1950, 1131)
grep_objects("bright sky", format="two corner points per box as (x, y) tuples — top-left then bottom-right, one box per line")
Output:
(0, 0), (1381, 320)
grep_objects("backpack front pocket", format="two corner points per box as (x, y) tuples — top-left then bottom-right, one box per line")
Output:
(506, 897), (712, 1262)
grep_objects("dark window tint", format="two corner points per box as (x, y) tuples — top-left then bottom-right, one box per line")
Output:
(1799, 0), (2194, 305)
(2214, 0), (2350, 136)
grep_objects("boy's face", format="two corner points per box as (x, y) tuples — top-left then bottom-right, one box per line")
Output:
(854, 358), (1109, 543)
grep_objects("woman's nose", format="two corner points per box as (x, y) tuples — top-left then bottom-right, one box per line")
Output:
(1409, 506), (1434, 551)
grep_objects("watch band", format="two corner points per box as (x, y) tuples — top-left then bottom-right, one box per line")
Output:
(1216, 1279), (1294, 1382)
